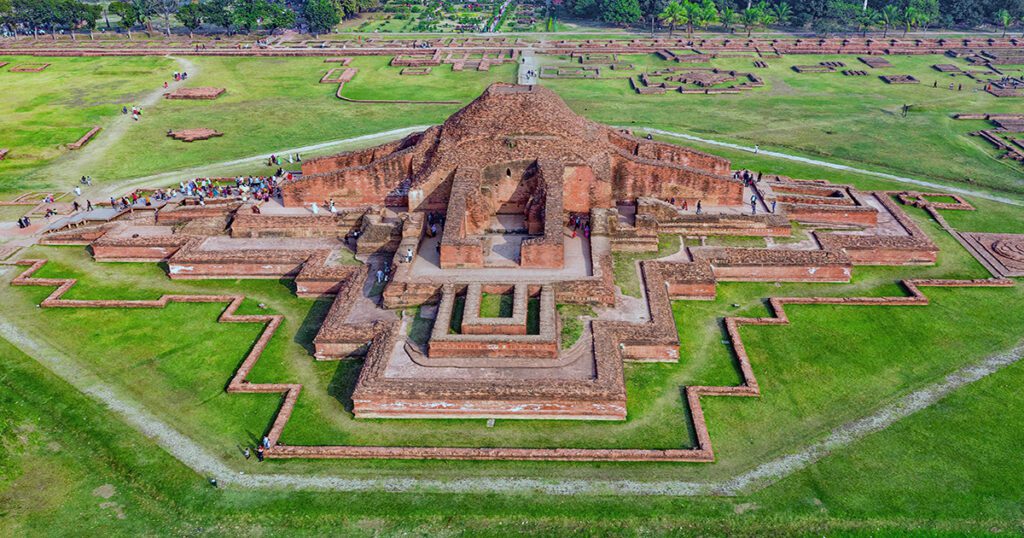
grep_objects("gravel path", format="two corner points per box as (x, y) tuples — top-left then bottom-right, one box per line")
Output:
(1, 297), (1019, 496)
(636, 127), (1024, 207)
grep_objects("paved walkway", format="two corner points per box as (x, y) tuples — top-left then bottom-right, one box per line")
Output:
(518, 49), (538, 85)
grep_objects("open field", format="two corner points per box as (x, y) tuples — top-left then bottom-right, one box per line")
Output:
(1, 52), (1022, 202)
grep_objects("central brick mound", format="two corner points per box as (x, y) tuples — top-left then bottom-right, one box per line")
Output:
(167, 128), (224, 142)
(163, 87), (226, 100)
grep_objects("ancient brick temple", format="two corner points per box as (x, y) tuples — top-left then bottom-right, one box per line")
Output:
(282, 83), (740, 269)
(38, 82), (995, 434)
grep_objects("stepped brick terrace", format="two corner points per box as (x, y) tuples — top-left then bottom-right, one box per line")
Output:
(16, 83), (1015, 460)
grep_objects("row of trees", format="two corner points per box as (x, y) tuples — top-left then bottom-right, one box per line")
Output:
(568, 0), (1024, 35)
(0, 0), (380, 38)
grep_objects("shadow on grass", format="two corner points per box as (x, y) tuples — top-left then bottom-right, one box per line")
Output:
(293, 297), (333, 356)
(327, 361), (363, 414)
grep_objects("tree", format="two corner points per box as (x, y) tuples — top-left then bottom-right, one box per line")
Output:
(855, 7), (879, 36)
(130, 0), (157, 34)
(201, 0), (232, 31)
(900, 5), (919, 37)
(303, 0), (341, 36)
(658, 0), (684, 36)
(232, 0), (270, 32)
(157, 0), (177, 35)
(264, 0), (296, 32)
(177, 1), (203, 37)
(740, 4), (761, 37)
(82, 2), (102, 38)
(13, 0), (52, 36)
(109, 0), (140, 38)
(601, 0), (642, 25)
(768, 1), (790, 27)
(880, 3), (898, 37)
(693, 0), (717, 31)
(718, 5), (735, 31)
(996, 8), (1013, 37)
(639, 0), (666, 37)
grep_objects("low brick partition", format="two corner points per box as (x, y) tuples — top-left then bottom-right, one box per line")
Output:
(167, 128), (223, 142)
(933, 63), (962, 72)
(0, 149), (7, 160)
(163, 87), (226, 100)
(67, 126), (101, 150)
(881, 74), (919, 84)
(10, 63), (50, 72)
(400, 67), (432, 75)
(91, 234), (196, 262)
(324, 57), (353, 65)
(320, 67), (357, 84)
(692, 247), (853, 282)
(842, 70), (869, 76)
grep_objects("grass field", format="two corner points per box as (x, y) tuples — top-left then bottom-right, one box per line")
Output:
(2, 213), (1023, 532)
(1, 52), (1022, 202)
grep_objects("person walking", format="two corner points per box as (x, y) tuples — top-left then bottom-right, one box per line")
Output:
(256, 445), (265, 462)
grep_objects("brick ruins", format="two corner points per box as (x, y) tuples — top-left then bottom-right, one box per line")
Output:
(11, 83), (1018, 461)
(163, 87), (226, 100)
(167, 128), (223, 142)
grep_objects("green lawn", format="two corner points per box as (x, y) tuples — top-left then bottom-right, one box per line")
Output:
(2, 52), (1022, 202)
(0, 200), (1014, 483)
(542, 52), (1024, 196)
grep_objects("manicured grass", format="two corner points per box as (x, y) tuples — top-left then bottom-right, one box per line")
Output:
(479, 291), (513, 317)
(541, 52), (1024, 196)
(612, 233), (681, 297)
(3, 51), (1022, 203)
(0, 55), (174, 193)
(3, 281), (1024, 533)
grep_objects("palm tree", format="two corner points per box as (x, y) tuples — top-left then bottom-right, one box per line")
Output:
(741, 5), (762, 37)
(900, 6), (919, 37)
(769, 2), (790, 28)
(996, 9), (1014, 38)
(682, 0), (699, 38)
(880, 4), (898, 37)
(856, 8), (880, 37)
(695, 0), (717, 32)
(719, 6), (735, 32)
(659, 1), (685, 38)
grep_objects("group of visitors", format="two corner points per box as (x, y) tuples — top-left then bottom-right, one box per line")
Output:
(15, 215), (32, 228)
(568, 213), (590, 238)
(122, 105), (143, 121)
(267, 153), (301, 166)
(425, 211), (445, 238)
(375, 261), (392, 283)
(173, 71), (190, 81)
